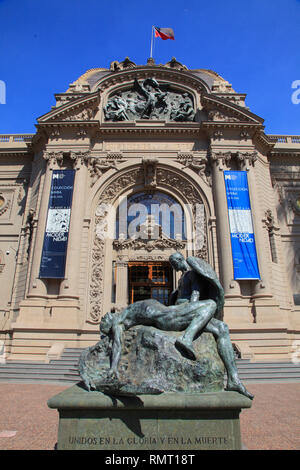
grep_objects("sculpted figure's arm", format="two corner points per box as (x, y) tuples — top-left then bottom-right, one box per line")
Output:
(110, 317), (124, 376)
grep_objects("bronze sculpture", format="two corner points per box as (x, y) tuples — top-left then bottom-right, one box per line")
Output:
(79, 252), (253, 399)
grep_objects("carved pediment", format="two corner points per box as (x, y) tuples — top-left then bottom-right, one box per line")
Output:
(202, 94), (264, 125)
(37, 93), (99, 123)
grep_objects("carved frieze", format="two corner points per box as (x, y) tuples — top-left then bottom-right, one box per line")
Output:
(103, 77), (195, 122)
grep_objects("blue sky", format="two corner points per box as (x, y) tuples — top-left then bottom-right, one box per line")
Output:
(0, 0), (299, 135)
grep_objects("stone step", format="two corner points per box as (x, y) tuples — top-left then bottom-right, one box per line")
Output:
(1, 346), (300, 384)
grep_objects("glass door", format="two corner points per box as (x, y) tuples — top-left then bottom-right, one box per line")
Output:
(128, 262), (173, 305)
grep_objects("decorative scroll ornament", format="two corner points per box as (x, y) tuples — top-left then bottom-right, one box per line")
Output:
(103, 77), (195, 122)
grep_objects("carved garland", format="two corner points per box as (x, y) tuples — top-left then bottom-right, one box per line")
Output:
(88, 167), (208, 324)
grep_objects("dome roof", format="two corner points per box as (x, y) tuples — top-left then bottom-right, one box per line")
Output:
(67, 58), (235, 94)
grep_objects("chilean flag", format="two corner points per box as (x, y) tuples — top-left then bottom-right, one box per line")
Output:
(154, 27), (175, 40)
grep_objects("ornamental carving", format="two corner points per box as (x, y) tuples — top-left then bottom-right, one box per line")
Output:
(103, 77), (195, 122)
(62, 107), (96, 121)
(176, 153), (211, 186)
(89, 153), (126, 186)
(113, 237), (186, 252)
(208, 110), (239, 122)
(142, 158), (158, 188)
(110, 57), (137, 71)
(43, 151), (64, 166)
(48, 103), (97, 122)
(70, 150), (90, 167)
(236, 151), (258, 169)
(0, 193), (11, 217)
(209, 150), (257, 170)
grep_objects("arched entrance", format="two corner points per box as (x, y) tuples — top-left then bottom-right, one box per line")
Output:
(87, 165), (211, 324)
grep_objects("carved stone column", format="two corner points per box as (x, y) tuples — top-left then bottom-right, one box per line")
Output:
(210, 151), (241, 297)
(115, 260), (128, 308)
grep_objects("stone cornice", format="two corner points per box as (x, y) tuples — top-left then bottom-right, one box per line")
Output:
(0, 149), (33, 157)
(98, 121), (202, 135)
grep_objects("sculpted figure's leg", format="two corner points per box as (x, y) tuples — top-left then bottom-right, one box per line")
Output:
(175, 300), (216, 360)
(204, 318), (254, 400)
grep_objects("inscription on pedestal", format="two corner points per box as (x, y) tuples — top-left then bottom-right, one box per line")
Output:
(67, 435), (230, 448)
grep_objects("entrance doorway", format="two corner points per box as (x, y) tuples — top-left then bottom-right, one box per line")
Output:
(128, 261), (173, 306)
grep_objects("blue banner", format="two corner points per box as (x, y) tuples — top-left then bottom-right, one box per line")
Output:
(224, 171), (260, 280)
(39, 170), (75, 279)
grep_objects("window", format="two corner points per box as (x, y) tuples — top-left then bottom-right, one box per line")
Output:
(116, 191), (186, 241)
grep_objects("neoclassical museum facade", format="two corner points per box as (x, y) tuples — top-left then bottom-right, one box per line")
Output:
(0, 57), (299, 362)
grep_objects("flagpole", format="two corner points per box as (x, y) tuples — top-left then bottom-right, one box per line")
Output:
(150, 25), (154, 58)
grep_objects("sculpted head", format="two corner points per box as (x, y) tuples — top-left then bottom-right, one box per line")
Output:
(100, 311), (114, 335)
(169, 252), (189, 272)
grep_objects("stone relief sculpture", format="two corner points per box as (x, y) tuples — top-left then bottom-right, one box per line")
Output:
(79, 252), (253, 400)
(103, 78), (195, 122)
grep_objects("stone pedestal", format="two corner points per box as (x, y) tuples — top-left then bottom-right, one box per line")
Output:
(48, 384), (252, 450)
